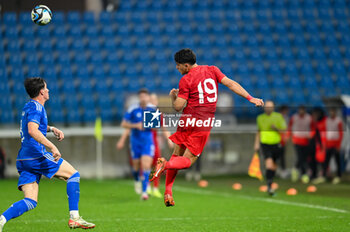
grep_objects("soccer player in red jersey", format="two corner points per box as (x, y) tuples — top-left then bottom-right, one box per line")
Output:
(151, 48), (264, 206)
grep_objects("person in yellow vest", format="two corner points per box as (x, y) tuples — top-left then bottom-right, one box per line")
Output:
(254, 101), (287, 196)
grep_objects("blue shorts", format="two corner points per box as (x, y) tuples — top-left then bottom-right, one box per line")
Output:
(16, 153), (64, 191)
(130, 143), (154, 160)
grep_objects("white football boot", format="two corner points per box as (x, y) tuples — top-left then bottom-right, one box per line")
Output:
(68, 216), (95, 229)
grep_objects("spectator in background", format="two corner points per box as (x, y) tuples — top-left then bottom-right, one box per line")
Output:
(289, 105), (314, 184)
(308, 107), (325, 180)
(314, 107), (343, 184)
(0, 146), (6, 179)
(278, 105), (290, 179)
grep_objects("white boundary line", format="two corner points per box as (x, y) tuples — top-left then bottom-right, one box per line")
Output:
(174, 186), (349, 214)
(13, 215), (346, 224)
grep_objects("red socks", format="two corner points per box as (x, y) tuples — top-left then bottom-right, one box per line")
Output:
(165, 155), (179, 195)
(165, 155), (192, 170)
(164, 155), (192, 195)
(165, 169), (178, 195)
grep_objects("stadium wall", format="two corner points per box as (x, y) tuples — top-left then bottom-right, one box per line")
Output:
(0, 126), (299, 178)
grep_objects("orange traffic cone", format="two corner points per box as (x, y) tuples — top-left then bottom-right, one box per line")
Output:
(232, 183), (242, 190)
(286, 188), (298, 195)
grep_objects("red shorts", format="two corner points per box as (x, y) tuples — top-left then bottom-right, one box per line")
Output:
(169, 130), (210, 157)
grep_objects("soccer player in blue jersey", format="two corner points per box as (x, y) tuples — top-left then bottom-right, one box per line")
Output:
(120, 89), (155, 200)
(0, 77), (95, 231)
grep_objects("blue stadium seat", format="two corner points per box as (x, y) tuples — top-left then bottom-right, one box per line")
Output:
(7, 41), (21, 53)
(85, 25), (98, 38)
(21, 26), (35, 38)
(275, 91), (289, 104)
(52, 25), (66, 39)
(0, 103), (15, 124)
(99, 12), (112, 24)
(66, 108), (81, 123)
(69, 26), (83, 38)
(19, 12), (31, 25)
(1, 3), (350, 125)
(52, 11), (65, 25)
(67, 11), (81, 24)
(83, 11), (95, 25)
(3, 12), (17, 24)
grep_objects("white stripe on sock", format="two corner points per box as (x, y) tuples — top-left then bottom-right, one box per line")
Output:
(23, 200), (32, 210)
(67, 177), (80, 183)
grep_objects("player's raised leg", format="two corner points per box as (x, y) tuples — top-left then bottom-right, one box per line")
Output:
(54, 160), (95, 229)
(0, 182), (38, 231)
(152, 144), (197, 206)
(163, 144), (185, 203)
(152, 144), (194, 181)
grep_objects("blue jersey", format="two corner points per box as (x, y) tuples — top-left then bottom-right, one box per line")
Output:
(123, 104), (155, 146)
(18, 100), (48, 160)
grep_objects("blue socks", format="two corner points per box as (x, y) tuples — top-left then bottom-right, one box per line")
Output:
(132, 169), (140, 182)
(142, 170), (151, 193)
(1, 172), (81, 224)
(67, 172), (80, 211)
(2, 198), (37, 222)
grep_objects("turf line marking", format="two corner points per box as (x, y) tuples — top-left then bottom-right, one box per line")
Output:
(122, 181), (348, 214)
(245, 197), (348, 214)
(174, 186), (348, 214)
(14, 215), (345, 224)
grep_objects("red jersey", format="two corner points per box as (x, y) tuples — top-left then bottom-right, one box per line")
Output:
(324, 116), (343, 149)
(169, 65), (225, 156)
(177, 65), (225, 120)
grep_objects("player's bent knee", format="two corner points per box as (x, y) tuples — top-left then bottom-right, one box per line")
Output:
(67, 171), (80, 183)
(57, 160), (78, 180)
(24, 198), (38, 210)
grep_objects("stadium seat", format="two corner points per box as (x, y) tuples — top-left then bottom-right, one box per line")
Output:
(2, 1), (350, 125)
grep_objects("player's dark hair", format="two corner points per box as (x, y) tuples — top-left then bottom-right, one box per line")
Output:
(279, 105), (289, 112)
(174, 48), (196, 65)
(298, 105), (306, 111)
(138, 88), (149, 95)
(312, 107), (325, 122)
(24, 77), (46, 98)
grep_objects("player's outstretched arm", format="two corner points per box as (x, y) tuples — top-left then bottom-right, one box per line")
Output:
(29, 122), (61, 161)
(221, 77), (264, 107)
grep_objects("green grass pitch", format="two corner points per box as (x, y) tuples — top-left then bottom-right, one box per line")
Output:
(0, 176), (349, 231)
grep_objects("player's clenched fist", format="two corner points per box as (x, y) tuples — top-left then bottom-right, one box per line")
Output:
(169, 88), (179, 97)
(51, 146), (62, 161)
(250, 98), (264, 107)
(52, 127), (64, 141)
